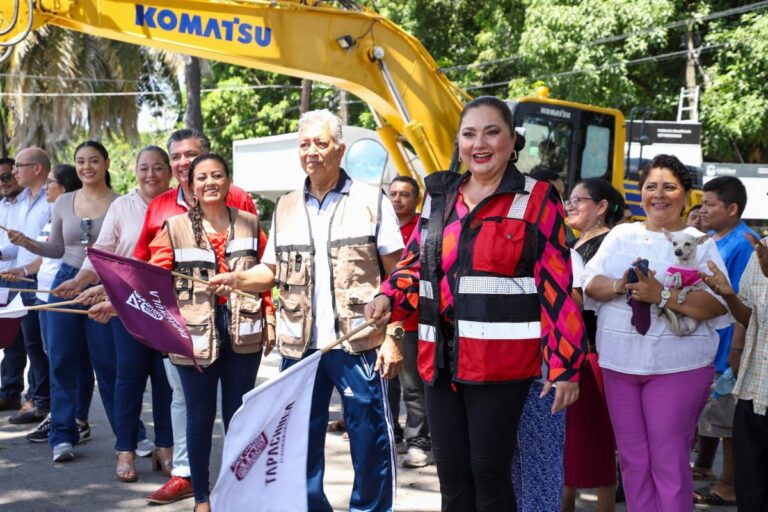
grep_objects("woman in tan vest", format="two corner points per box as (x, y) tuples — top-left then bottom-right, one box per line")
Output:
(147, 153), (271, 512)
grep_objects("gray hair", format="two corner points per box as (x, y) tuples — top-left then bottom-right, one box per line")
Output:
(298, 109), (344, 144)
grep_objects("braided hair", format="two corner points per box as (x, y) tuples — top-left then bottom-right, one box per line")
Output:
(186, 153), (231, 249)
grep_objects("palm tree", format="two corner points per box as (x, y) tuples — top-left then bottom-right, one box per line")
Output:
(1, 26), (177, 159)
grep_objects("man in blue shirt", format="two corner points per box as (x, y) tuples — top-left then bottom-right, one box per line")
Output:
(693, 176), (757, 505)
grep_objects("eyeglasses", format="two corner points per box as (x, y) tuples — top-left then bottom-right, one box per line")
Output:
(11, 162), (36, 171)
(565, 196), (595, 209)
(80, 218), (92, 245)
(44, 178), (58, 188)
(0, 173), (13, 183)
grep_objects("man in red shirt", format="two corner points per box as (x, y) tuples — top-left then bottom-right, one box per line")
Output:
(140, 129), (261, 505)
(387, 175), (431, 468)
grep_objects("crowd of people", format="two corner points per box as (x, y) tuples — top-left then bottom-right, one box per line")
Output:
(0, 97), (766, 512)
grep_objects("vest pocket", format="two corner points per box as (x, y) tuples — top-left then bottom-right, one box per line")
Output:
(232, 297), (264, 349)
(276, 299), (306, 344)
(338, 295), (382, 349)
(276, 253), (309, 286)
(186, 321), (215, 361)
(473, 218), (525, 276)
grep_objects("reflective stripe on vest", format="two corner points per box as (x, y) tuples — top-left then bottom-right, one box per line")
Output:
(239, 321), (263, 336)
(506, 178), (536, 219)
(419, 280), (434, 299)
(174, 247), (216, 264)
(226, 237), (259, 256)
(418, 324), (436, 343)
(457, 276), (536, 295)
(457, 320), (541, 340)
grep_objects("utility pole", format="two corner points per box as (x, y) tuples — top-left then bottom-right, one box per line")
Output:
(339, 90), (349, 124)
(300, 79), (312, 114)
(684, 25), (698, 121)
(184, 56), (203, 132)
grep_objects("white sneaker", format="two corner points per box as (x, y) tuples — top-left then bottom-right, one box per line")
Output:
(403, 446), (431, 468)
(136, 438), (155, 457)
(52, 442), (75, 462)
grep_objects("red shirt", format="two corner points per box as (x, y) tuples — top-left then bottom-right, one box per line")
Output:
(133, 185), (256, 261)
(399, 214), (420, 332)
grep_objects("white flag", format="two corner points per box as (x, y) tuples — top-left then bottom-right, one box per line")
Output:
(211, 351), (321, 512)
(0, 294), (27, 318)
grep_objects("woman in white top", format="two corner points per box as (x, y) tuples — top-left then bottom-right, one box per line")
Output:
(582, 154), (731, 512)
(74, 146), (174, 482)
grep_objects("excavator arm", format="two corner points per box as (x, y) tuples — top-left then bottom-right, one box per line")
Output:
(0, 0), (466, 176)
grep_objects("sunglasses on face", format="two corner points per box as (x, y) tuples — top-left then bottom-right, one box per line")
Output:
(80, 218), (92, 245)
(0, 173), (13, 183)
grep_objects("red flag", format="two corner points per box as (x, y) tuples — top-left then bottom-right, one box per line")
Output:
(0, 295), (25, 349)
(86, 247), (195, 361)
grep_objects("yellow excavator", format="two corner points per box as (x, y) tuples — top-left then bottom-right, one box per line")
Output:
(0, 0), (631, 205)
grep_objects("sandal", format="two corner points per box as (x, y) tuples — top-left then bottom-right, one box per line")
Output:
(116, 451), (138, 482)
(691, 467), (717, 481)
(152, 447), (173, 476)
(693, 487), (737, 506)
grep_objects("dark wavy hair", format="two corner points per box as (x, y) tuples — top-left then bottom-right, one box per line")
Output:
(74, 140), (112, 189)
(187, 153), (231, 248)
(575, 178), (626, 227)
(639, 154), (693, 192)
(52, 164), (82, 192)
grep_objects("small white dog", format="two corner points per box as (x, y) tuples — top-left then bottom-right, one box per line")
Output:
(661, 228), (709, 335)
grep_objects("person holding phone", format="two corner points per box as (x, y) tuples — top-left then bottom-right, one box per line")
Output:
(582, 154), (732, 511)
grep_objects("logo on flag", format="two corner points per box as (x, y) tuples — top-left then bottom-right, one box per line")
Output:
(126, 291), (163, 320)
(230, 432), (269, 481)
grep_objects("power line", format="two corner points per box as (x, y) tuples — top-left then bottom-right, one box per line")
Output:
(0, 83), (302, 98)
(590, 0), (768, 45)
(442, 0), (767, 73)
(0, 72), (141, 84)
(463, 43), (726, 92)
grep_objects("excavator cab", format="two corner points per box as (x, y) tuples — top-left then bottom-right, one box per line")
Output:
(509, 95), (626, 199)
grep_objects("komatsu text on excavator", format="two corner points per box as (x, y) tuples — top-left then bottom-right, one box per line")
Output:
(0, 0), (634, 206)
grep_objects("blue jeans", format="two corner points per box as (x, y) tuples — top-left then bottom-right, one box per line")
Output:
(176, 305), (261, 503)
(112, 319), (173, 451)
(39, 306), (95, 421)
(16, 280), (49, 410)
(282, 349), (395, 512)
(47, 263), (118, 447)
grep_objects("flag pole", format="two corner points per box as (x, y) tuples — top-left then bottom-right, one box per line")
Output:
(0, 224), (40, 249)
(320, 318), (378, 354)
(3, 288), (55, 294)
(171, 271), (259, 300)
(43, 308), (90, 315)
(0, 274), (35, 284)
(26, 299), (82, 311)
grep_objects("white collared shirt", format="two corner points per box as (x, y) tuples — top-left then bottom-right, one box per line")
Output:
(0, 195), (24, 270)
(10, 187), (52, 267)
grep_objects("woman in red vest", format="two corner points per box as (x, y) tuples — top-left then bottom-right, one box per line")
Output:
(366, 96), (587, 511)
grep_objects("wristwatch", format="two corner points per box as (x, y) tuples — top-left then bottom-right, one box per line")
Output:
(658, 288), (672, 309)
(386, 325), (405, 342)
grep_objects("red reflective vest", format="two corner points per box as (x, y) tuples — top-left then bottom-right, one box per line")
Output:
(416, 170), (551, 384)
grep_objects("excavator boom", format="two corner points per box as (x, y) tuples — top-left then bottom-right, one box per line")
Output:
(0, 0), (466, 175)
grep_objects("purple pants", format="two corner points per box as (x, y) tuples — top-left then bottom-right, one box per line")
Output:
(603, 366), (713, 512)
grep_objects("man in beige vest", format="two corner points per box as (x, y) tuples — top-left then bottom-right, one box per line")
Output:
(211, 109), (404, 511)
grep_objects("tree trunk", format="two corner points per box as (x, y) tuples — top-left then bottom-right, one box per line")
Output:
(339, 89), (349, 124)
(184, 56), (203, 131)
(300, 79), (312, 114)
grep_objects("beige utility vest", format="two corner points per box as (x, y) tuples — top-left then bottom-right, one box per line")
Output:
(166, 208), (264, 366)
(273, 179), (385, 359)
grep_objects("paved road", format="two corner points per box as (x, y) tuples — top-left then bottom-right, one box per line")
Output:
(0, 351), (734, 511)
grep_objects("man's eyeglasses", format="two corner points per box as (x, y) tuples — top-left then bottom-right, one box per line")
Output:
(564, 196), (595, 209)
(80, 218), (92, 245)
(11, 162), (36, 171)
(0, 173), (13, 183)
